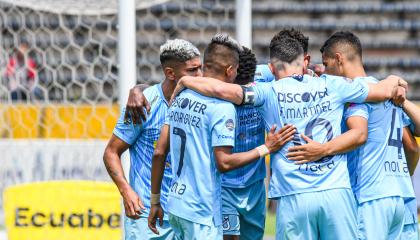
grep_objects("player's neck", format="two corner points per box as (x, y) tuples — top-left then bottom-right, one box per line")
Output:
(203, 72), (227, 83)
(276, 66), (303, 80)
(343, 64), (367, 79)
(161, 79), (176, 102)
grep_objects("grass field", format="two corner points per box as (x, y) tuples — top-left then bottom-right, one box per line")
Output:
(264, 212), (276, 236)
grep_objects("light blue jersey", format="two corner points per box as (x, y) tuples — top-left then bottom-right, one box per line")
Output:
(221, 105), (266, 187)
(344, 77), (416, 204)
(166, 89), (236, 227)
(252, 74), (369, 198)
(113, 84), (172, 217)
(254, 64), (274, 83)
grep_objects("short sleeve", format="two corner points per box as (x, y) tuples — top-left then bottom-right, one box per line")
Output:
(252, 82), (273, 107)
(113, 108), (141, 145)
(401, 110), (412, 128)
(211, 102), (237, 147)
(344, 103), (369, 121)
(254, 64), (275, 83)
(324, 74), (369, 104)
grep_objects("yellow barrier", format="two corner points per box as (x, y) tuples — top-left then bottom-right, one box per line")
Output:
(42, 105), (119, 138)
(0, 104), (41, 138)
(1, 104), (119, 139)
(4, 181), (121, 240)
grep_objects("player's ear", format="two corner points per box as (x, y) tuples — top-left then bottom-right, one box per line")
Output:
(335, 53), (344, 66)
(304, 54), (311, 68)
(225, 65), (236, 79)
(164, 67), (176, 81)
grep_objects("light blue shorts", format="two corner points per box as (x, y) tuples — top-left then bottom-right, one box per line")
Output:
(221, 180), (266, 240)
(124, 216), (174, 240)
(402, 223), (420, 240)
(402, 198), (419, 240)
(276, 188), (357, 240)
(169, 213), (223, 240)
(357, 196), (405, 240)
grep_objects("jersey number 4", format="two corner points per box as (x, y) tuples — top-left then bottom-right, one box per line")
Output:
(388, 108), (402, 159)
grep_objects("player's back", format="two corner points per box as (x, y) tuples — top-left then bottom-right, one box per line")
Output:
(221, 105), (266, 187)
(253, 74), (369, 198)
(166, 89), (237, 227)
(345, 77), (415, 203)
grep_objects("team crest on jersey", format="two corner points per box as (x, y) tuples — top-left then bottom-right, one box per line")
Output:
(222, 216), (231, 230)
(225, 119), (235, 131)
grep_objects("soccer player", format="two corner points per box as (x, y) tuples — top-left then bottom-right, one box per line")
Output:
(254, 28), (313, 83)
(287, 31), (416, 239)
(103, 39), (202, 240)
(170, 36), (408, 239)
(148, 33), (295, 239)
(221, 47), (267, 240)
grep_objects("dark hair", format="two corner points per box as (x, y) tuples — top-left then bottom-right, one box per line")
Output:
(270, 28), (309, 54)
(235, 46), (257, 85)
(270, 37), (304, 65)
(203, 33), (242, 73)
(320, 31), (362, 60)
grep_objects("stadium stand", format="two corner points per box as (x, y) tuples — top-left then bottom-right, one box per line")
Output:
(0, 0), (420, 139)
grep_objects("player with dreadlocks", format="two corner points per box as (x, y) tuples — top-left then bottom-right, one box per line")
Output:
(220, 46), (268, 240)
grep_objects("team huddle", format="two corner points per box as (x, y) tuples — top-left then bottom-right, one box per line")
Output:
(103, 29), (420, 240)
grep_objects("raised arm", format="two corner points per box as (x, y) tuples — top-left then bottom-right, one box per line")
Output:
(125, 84), (151, 125)
(148, 124), (170, 235)
(214, 124), (296, 172)
(103, 135), (145, 219)
(365, 75), (407, 102)
(402, 100), (420, 137)
(287, 116), (368, 164)
(173, 76), (244, 105)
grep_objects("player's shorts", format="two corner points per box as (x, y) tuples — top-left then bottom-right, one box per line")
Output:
(357, 196), (405, 240)
(402, 198), (419, 240)
(221, 180), (266, 240)
(402, 223), (420, 240)
(276, 188), (357, 240)
(124, 216), (174, 240)
(169, 213), (223, 240)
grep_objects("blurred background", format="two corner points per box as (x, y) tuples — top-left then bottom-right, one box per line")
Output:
(1, 0), (419, 239)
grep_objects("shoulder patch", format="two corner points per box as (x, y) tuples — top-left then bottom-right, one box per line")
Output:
(225, 119), (235, 131)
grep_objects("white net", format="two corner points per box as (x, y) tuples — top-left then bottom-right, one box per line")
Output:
(2, 0), (171, 15)
(0, 0), (234, 228)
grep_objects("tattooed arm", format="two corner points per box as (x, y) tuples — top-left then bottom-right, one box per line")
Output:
(103, 134), (146, 219)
